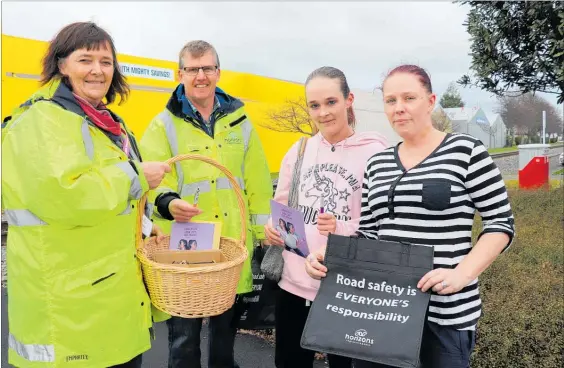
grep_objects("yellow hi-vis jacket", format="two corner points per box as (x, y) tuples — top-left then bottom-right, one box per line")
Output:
(1, 81), (152, 367)
(140, 86), (272, 309)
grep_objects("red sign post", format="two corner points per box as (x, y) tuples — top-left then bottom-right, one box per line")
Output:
(518, 156), (549, 189)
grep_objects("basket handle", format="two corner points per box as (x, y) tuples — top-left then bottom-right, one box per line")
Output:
(137, 154), (248, 248)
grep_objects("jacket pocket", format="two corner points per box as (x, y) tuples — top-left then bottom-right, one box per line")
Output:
(422, 180), (451, 211)
(49, 250), (150, 363)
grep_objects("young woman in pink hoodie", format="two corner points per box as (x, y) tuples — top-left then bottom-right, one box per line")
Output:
(264, 66), (388, 368)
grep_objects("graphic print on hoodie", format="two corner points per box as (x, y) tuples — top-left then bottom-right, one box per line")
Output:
(273, 131), (388, 302)
(299, 162), (362, 226)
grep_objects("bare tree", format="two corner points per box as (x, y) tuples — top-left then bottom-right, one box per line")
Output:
(432, 110), (451, 132)
(487, 122), (499, 148)
(496, 93), (563, 140)
(432, 110), (458, 133)
(260, 97), (315, 136)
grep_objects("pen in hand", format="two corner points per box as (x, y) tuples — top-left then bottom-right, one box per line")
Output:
(194, 187), (200, 208)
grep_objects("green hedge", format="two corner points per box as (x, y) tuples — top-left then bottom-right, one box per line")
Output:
(471, 188), (563, 368)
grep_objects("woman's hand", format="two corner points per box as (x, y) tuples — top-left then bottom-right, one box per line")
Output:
(305, 250), (328, 280)
(417, 268), (473, 295)
(169, 199), (202, 222)
(141, 162), (171, 189)
(317, 213), (337, 236)
(264, 224), (285, 246)
(151, 223), (166, 245)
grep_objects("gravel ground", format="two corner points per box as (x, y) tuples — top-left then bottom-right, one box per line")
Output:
(1, 147), (562, 288)
(495, 147), (563, 179)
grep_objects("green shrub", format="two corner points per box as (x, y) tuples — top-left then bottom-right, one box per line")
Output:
(515, 136), (522, 145)
(471, 187), (564, 368)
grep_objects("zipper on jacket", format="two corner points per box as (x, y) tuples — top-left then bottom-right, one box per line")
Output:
(213, 109), (228, 123)
(184, 116), (204, 130)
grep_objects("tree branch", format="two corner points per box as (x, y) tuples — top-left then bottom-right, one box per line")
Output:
(260, 97), (315, 136)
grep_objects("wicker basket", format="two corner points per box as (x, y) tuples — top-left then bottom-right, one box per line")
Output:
(136, 154), (249, 318)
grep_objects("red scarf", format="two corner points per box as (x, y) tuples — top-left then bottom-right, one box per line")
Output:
(73, 94), (122, 136)
(74, 93), (130, 157)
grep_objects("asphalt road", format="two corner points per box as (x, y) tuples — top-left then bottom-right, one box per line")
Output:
(0, 288), (326, 368)
(549, 149), (564, 174)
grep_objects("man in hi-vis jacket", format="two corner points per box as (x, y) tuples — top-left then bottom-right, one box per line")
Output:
(140, 40), (272, 368)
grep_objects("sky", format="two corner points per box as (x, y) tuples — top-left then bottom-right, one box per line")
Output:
(1, 1), (561, 114)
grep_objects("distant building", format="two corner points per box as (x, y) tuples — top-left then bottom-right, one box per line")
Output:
(352, 89), (400, 147)
(436, 106), (508, 149)
(485, 113), (508, 149)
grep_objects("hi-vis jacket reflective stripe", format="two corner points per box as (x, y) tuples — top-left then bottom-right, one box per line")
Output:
(140, 85), (273, 300)
(1, 81), (152, 368)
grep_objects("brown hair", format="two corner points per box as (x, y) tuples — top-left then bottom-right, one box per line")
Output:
(178, 40), (220, 69)
(40, 22), (129, 105)
(383, 64), (433, 94)
(305, 66), (356, 129)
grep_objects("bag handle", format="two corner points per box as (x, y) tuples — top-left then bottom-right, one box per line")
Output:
(287, 137), (308, 209)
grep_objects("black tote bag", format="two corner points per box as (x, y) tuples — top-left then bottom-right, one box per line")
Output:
(235, 245), (278, 330)
(300, 234), (434, 368)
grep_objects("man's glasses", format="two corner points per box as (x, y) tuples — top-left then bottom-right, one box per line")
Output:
(181, 65), (218, 76)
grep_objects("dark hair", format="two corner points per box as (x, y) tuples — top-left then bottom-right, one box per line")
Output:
(40, 22), (129, 105)
(383, 64), (432, 94)
(305, 66), (356, 128)
(179, 40), (220, 69)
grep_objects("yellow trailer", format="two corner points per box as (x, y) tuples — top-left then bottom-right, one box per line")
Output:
(1, 34), (306, 173)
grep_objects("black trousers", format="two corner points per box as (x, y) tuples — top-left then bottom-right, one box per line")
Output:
(275, 288), (352, 368)
(354, 321), (476, 368)
(166, 304), (239, 368)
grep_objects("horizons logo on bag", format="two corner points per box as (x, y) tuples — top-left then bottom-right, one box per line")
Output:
(345, 329), (374, 347)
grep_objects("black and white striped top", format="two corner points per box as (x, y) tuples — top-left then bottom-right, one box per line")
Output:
(358, 133), (515, 330)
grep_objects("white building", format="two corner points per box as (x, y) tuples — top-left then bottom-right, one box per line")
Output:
(352, 88), (400, 147)
(439, 106), (507, 149)
(485, 113), (508, 149)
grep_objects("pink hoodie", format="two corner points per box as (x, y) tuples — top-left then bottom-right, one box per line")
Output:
(272, 131), (388, 302)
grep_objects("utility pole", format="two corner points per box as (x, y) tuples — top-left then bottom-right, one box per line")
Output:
(542, 110), (546, 144)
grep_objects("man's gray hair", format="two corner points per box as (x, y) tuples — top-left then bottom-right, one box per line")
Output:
(178, 40), (220, 69)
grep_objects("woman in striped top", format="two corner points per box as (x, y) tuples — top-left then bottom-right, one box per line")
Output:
(306, 65), (514, 368)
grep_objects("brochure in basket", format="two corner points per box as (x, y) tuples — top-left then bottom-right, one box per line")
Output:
(169, 221), (222, 251)
(270, 199), (309, 257)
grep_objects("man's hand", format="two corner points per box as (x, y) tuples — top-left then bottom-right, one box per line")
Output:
(141, 162), (171, 189)
(169, 199), (202, 222)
